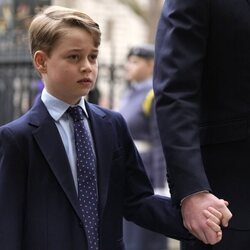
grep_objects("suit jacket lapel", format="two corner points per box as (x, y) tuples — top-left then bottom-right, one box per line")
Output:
(29, 99), (114, 221)
(86, 103), (113, 217)
(29, 99), (83, 222)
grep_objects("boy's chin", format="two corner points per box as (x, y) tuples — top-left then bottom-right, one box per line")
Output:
(81, 88), (92, 97)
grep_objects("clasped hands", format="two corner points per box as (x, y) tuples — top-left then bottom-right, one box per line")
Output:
(181, 192), (233, 245)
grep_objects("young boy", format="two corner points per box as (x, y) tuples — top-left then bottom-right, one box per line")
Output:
(0, 6), (223, 250)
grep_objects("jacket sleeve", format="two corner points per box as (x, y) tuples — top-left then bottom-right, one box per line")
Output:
(153, 0), (212, 205)
(115, 114), (191, 241)
(0, 127), (27, 249)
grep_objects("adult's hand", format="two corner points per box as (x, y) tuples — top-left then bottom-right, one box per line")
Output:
(181, 192), (232, 244)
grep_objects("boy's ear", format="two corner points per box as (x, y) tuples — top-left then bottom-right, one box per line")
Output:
(34, 51), (47, 74)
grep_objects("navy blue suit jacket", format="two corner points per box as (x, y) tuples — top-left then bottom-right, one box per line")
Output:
(154, 0), (250, 230)
(0, 98), (189, 250)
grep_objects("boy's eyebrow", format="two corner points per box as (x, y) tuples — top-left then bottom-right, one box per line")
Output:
(92, 48), (99, 53)
(68, 48), (99, 53)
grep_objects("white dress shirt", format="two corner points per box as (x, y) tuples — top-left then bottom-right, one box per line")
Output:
(41, 88), (94, 192)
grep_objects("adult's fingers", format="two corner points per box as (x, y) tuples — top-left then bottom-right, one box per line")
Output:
(183, 218), (220, 244)
(220, 206), (233, 227)
(221, 199), (229, 206)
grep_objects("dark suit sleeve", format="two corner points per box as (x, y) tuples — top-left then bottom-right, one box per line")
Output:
(153, 0), (212, 205)
(0, 127), (27, 249)
(114, 113), (191, 241)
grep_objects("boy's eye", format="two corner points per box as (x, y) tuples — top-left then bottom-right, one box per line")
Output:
(89, 54), (98, 62)
(68, 54), (80, 61)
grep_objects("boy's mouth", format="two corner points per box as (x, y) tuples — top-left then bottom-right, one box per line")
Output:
(77, 78), (92, 84)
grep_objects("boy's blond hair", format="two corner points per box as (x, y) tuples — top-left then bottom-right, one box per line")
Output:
(28, 5), (101, 57)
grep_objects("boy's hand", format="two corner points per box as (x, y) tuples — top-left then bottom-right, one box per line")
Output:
(203, 206), (223, 240)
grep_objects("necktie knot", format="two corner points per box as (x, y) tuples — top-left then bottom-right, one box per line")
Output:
(68, 106), (85, 122)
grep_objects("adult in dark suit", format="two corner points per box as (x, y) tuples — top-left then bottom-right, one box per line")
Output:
(0, 5), (202, 250)
(153, 0), (248, 249)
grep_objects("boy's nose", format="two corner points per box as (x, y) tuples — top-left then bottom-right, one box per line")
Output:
(80, 60), (91, 72)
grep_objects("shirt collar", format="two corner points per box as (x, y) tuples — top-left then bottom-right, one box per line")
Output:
(41, 88), (89, 121)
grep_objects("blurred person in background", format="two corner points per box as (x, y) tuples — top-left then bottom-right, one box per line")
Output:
(118, 45), (169, 250)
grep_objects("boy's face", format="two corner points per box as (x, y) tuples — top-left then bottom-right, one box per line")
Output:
(35, 27), (99, 105)
(125, 55), (154, 82)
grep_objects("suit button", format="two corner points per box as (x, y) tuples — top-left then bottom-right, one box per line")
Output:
(79, 221), (84, 228)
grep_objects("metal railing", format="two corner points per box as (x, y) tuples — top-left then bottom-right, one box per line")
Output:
(0, 60), (39, 125)
(0, 31), (39, 125)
